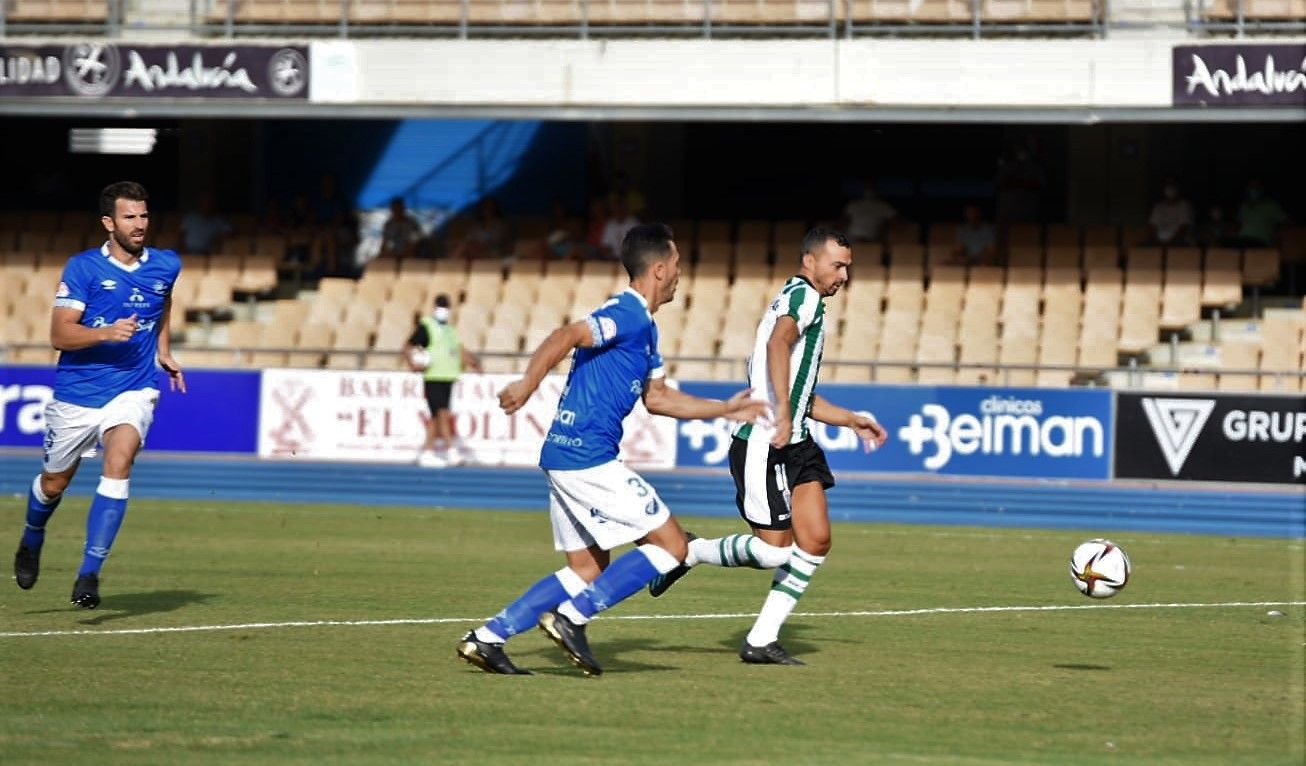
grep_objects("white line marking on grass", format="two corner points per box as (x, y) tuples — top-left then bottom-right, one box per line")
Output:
(1, 601), (1301, 639)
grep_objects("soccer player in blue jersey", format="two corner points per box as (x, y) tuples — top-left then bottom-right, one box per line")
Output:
(457, 223), (770, 676)
(12, 181), (185, 609)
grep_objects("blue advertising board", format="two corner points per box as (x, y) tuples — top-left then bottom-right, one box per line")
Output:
(676, 382), (1114, 480)
(0, 365), (260, 454)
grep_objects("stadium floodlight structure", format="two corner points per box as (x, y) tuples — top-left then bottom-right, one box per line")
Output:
(68, 127), (158, 155)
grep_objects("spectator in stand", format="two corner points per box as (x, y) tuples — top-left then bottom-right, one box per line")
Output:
(546, 198), (585, 260)
(950, 203), (998, 266)
(259, 197), (289, 235)
(452, 197), (514, 261)
(379, 197), (424, 261)
(1147, 178), (1194, 246)
(842, 180), (896, 244)
(180, 193), (232, 255)
(281, 193), (323, 281)
(600, 198), (640, 260)
(1234, 179), (1290, 247)
(1195, 205), (1236, 249)
(584, 197), (610, 259)
(312, 173), (355, 276)
(994, 145), (1046, 224)
(608, 171), (647, 218)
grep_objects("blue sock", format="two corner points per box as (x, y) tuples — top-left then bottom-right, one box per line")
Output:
(567, 545), (676, 620)
(481, 569), (577, 641)
(22, 477), (61, 550)
(79, 478), (130, 578)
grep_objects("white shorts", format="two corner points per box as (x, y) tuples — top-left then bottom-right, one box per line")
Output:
(42, 388), (159, 473)
(544, 461), (672, 553)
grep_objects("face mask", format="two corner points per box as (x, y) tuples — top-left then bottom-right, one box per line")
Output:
(433, 307), (451, 323)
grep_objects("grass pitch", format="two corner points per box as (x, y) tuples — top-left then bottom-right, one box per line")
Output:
(1, 495), (1302, 765)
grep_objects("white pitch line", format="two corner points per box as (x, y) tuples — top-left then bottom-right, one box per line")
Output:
(1, 600), (1300, 639)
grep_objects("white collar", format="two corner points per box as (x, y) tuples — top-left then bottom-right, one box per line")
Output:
(100, 241), (148, 272)
(622, 286), (649, 310)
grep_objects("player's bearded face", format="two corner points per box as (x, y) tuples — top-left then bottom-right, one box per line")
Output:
(107, 199), (149, 255)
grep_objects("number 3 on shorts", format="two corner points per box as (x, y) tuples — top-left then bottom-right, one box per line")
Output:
(627, 477), (650, 497)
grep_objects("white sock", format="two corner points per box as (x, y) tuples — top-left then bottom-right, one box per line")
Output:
(687, 535), (790, 569)
(745, 547), (825, 647)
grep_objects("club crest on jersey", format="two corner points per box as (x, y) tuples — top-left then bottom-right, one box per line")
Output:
(152, 280), (167, 294)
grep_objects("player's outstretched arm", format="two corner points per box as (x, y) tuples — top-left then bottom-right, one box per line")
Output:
(50, 307), (136, 351)
(498, 320), (593, 415)
(157, 295), (187, 393)
(642, 379), (770, 423)
(811, 394), (886, 453)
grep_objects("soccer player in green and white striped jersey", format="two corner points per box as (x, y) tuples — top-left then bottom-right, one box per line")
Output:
(649, 227), (887, 665)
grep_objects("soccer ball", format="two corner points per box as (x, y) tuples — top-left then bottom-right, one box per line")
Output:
(407, 347), (431, 370)
(1069, 539), (1131, 599)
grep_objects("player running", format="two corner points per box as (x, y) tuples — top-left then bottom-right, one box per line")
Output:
(12, 181), (185, 609)
(647, 227), (887, 665)
(457, 223), (769, 676)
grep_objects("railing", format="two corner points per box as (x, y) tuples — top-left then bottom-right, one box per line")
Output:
(3, 342), (1302, 391)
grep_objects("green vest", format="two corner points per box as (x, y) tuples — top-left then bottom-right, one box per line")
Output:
(420, 316), (463, 382)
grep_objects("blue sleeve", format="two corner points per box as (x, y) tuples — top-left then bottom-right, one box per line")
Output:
(648, 322), (665, 379)
(54, 256), (90, 311)
(586, 297), (645, 349)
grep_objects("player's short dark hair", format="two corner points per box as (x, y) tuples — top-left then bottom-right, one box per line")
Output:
(99, 181), (148, 218)
(799, 226), (850, 262)
(434, 293), (451, 308)
(620, 223), (676, 279)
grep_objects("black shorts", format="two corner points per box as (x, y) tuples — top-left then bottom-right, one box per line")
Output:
(728, 437), (835, 531)
(424, 380), (453, 413)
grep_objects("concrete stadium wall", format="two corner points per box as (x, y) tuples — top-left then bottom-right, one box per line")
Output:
(315, 39), (1179, 108)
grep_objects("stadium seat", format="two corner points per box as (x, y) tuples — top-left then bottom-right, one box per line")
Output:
(1160, 250), (1202, 331)
(1079, 267), (1121, 367)
(6, 0), (109, 22)
(1082, 225), (1118, 250)
(1244, 0), (1306, 18)
(1242, 248), (1281, 286)
(287, 323), (334, 368)
(773, 221), (808, 252)
(1125, 247), (1163, 273)
(1217, 340), (1260, 392)
(1201, 249), (1242, 309)
(847, 0), (970, 22)
(1007, 246), (1043, 269)
(1045, 224), (1079, 250)
(326, 323), (373, 370)
(234, 253), (278, 295)
(190, 272), (237, 313)
(1119, 270), (1161, 354)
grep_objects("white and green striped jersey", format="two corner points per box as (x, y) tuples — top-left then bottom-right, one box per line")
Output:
(733, 275), (827, 445)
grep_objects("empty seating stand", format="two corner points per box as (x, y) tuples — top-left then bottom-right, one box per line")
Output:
(4, 0), (110, 25)
(194, 0), (1105, 31)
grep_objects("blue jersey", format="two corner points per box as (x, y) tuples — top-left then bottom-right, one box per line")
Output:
(52, 244), (182, 408)
(539, 288), (664, 471)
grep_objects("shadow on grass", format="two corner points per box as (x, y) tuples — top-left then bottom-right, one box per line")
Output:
(1052, 663), (1112, 671)
(44, 590), (217, 625)
(717, 623), (823, 659)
